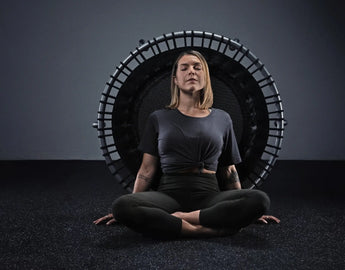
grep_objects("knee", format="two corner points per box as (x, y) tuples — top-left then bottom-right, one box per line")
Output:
(249, 190), (271, 215)
(112, 194), (137, 222)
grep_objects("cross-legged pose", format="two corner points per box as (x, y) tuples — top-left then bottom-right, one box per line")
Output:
(94, 50), (280, 238)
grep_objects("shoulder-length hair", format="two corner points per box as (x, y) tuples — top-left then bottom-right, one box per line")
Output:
(167, 50), (213, 110)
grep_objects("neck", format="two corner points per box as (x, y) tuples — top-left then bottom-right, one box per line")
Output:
(177, 91), (210, 118)
(178, 90), (201, 111)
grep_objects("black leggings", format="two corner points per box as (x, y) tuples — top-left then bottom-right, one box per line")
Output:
(112, 173), (270, 238)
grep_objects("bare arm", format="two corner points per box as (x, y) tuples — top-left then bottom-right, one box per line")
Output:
(133, 153), (159, 193)
(93, 153), (158, 225)
(218, 165), (241, 190)
(217, 165), (280, 224)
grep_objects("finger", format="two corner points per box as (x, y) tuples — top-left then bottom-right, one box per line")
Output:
(265, 216), (281, 223)
(93, 214), (112, 225)
(93, 218), (102, 224)
(106, 218), (117, 226)
(256, 218), (268, 224)
(260, 218), (268, 224)
(93, 217), (107, 224)
(271, 217), (281, 223)
(93, 218), (105, 225)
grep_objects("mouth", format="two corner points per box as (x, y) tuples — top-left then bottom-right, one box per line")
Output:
(187, 78), (197, 82)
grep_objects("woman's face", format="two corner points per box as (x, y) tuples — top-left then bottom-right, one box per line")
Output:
(174, 54), (206, 94)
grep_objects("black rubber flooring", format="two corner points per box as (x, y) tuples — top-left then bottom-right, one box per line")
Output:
(1, 160), (344, 269)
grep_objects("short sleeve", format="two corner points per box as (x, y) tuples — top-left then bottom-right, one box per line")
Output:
(138, 113), (159, 157)
(218, 118), (242, 167)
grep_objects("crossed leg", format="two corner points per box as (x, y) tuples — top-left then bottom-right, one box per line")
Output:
(173, 189), (270, 235)
(112, 191), (182, 238)
(113, 189), (270, 238)
(113, 191), (225, 238)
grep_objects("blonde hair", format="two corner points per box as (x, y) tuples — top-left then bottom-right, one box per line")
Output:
(167, 50), (213, 110)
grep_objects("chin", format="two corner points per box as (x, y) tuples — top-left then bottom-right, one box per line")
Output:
(180, 87), (203, 95)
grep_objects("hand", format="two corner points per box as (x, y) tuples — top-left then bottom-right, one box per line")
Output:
(256, 215), (280, 224)
(93, 213), (117, 226)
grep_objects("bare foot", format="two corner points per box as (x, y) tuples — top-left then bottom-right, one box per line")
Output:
(172, 211), (240, 237)
(179, 220), (218, 237)
(171, 211), (184, 219)
(178, 219), (240, 238)
(171, 211), (200, 225)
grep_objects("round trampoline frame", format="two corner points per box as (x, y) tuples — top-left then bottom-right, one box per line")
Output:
(94, 31), (286, 192)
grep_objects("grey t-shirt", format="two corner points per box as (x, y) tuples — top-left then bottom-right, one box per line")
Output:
(138, 108), (242, 173)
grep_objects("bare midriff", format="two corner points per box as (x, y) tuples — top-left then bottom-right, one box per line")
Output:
(177, 167), (216, 174)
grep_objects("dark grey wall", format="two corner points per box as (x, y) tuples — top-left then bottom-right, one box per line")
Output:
(1, 0), (344, 160)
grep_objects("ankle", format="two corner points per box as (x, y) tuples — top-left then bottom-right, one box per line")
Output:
(179, 220), (218, 237)
(171, 210), (200, 225)
(171, 211), (184, 220)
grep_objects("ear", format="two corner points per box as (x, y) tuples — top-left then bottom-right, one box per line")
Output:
(173, 76), (178, 86)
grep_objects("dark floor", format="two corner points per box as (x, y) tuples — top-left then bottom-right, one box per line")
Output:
(0, 160), (344, 269)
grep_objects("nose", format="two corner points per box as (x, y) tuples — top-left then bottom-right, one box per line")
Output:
(188, 66), (195, 74)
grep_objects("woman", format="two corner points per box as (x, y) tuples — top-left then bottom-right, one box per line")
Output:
(94, 50), (280, 238)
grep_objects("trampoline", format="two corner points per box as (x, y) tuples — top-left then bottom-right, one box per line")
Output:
(93, 31), (286, 192)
